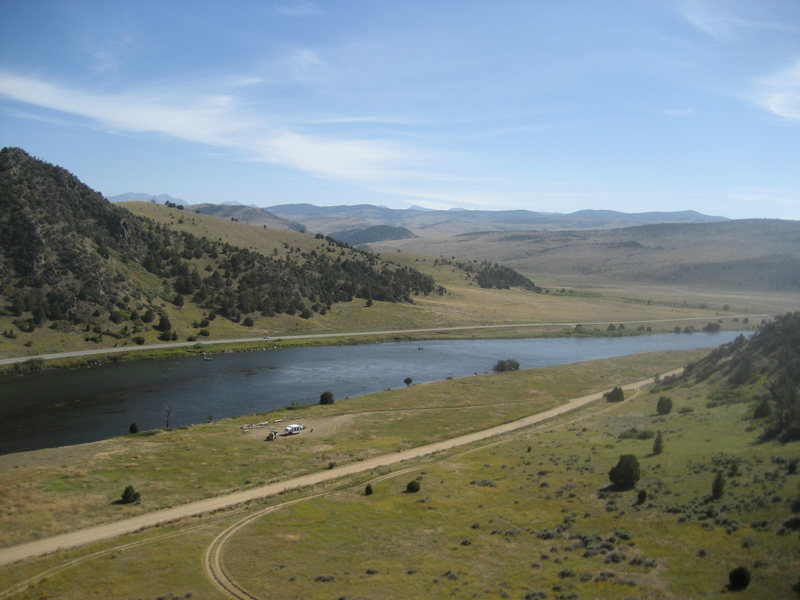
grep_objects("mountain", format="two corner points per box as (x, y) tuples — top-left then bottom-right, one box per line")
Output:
(329, 225), (417, 246)
(109, 192), (188, 205)
(265, 203), (728, 237)
(0, 148), (436, 354)
(373, 219), (800, 292)
(187, 203), (306, 232)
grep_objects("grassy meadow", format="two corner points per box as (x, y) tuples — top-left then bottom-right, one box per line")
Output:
(1, 348), (797, 599)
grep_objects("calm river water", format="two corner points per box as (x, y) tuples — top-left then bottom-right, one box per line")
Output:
(0, 331), (747, 455)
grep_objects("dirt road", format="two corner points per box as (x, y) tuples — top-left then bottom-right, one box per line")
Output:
(0, 370), (677, 568)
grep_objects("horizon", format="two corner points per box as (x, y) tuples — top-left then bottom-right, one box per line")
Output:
(1, 1), (799, 220)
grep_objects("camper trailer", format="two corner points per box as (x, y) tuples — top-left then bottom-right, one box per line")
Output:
(284, 424), (306, 435)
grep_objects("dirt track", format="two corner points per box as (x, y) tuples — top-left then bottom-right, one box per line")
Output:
(0, 370), (678, 568)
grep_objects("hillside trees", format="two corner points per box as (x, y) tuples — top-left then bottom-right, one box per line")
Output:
(0, 147), (437, 343)
(673, 312), (800, 441)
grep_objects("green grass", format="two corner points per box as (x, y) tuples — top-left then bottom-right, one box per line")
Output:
(0, 350), (701, 547)
(0, 349), (797, 599)
(222, 373), (799, 600)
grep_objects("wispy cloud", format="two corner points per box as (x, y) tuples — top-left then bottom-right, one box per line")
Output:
(657, 108), (696, 117)
(275, 1), (322, 17)
(679, 0), (800, 39)
(0, 69), (435, 187)
(753, 59), (800, 121)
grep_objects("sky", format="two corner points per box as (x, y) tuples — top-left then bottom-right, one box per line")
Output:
(0, 1), (798, 219)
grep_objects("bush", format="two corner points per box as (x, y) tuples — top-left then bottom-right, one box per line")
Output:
(493, 359), (520, 373)
(404, 377), (413, 387)
(132, 336), (145, 345)
(653, 431), (664, 455)
(637, 489), (648, 504)
(319, 391), (335, 405)
(604, 387), (625, 402)
(753, 399), (770, 419)
(406, 480), (421, 493)
(120, 485), (141, 504)
(712, 471), (725, 500)
(728, 566), (750, 590)
(656, 396), (673, 415)
(365, 483), (373, 496)
(609, 454), (640, 490)
(242, 316), (254, 327)
(129, 422), (138, 434)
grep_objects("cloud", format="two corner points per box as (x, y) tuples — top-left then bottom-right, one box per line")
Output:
(658, 108), (696, 117)
(0, 69), (432, 187)
(252, 131), (417, 181)
(275, 1), (322, 17)
(678, 0), (800, 39)
(754, 59), (800, 121)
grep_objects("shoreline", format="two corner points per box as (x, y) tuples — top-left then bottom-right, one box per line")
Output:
(0, 314), (760, 377)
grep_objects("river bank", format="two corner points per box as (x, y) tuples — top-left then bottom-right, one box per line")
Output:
(0, 314), (758, 377)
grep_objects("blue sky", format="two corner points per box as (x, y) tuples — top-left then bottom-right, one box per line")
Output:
(0, 0), (798, 218)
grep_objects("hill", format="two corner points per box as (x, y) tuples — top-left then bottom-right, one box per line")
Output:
(187, 203), (306, 232)
(664, 311), (800, 441)
(109, 192), (188, 205)
(329, 224), (417, 245)
(0, 148), (436, 356)
(266, 203), (727, 237)
(375, 220), (800, 292)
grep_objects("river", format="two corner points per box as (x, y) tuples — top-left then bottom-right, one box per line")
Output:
(0, 331), (747, 455)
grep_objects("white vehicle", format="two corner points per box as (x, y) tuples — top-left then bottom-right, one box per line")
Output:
(284, 424), (306, 435)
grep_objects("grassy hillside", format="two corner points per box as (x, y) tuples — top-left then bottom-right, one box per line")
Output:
(374, 220), (800, 292)
(0, 149), (436, 359)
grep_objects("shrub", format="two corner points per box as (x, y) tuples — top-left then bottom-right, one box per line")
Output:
(242, 316), (254, 327)
(653, 431), (664, 455)
(753, 399), (770, 419)
(365, 483), (373, 496)
(609, 454), (640, 490)
(129, 422), (138, 434)
(120, 485), (141, 504)
(319, 391), (335, 405)
(132, 336), (145, 345)
(656, 396), (673, 415)
(604, 387), (625, 402)
(406, 480), (421, 493)
(493, 359), (520, 373)
(728, 566), (750, 590)
(637, 489), (648, 504)
(712, 471), (725, 500)
(198, 329), (210, 337)
(404, 377), (413, 387)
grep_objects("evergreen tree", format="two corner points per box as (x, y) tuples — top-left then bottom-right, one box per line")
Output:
(712, 471), (725, 500)
(653, 431), (664, 455)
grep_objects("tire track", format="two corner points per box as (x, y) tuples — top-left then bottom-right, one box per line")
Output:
(201, 373), (670, 599)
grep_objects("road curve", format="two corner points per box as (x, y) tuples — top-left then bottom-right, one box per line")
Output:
(0, 369), (679, 568)
(0, 315), (761, 365)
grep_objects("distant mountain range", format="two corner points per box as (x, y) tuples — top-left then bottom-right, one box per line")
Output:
(110, 196), (728, 238)
(265, 203), (728, 237)
(109, 192), (189, 205)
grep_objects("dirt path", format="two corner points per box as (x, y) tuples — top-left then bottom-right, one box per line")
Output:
(0, 370), (679, 568)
